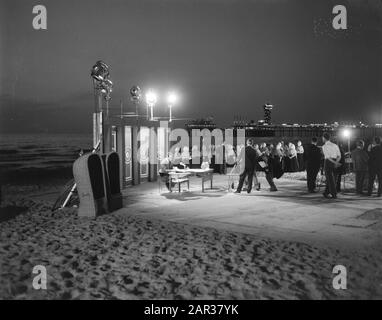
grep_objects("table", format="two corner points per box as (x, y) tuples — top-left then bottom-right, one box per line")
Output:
(166, 168), (214, 193)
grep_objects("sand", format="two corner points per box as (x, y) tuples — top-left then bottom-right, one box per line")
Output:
(1, 190), (382, 300)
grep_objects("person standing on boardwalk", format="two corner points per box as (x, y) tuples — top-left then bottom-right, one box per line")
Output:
(335, 142), (346, 193)
(304, 137), (322, 193)
(296, 140), (305, 172)
(367, 136), (382, 197)
(260, 147), (278, 192)
(322, 133), (342, 199)
(235, 138), (258, 194)
(351, 140), (369, 195)
(287, 143), (299, 172)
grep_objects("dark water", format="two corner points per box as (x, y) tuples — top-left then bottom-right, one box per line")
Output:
(0, 133), (92, 184)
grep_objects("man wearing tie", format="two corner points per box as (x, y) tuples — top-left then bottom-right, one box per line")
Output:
(304, 137), (322, 193)
(322, 133), (342, 199)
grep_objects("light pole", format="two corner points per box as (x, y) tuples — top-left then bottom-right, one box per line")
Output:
(145, 90), (157, 121)
(342, 128), (352, 191)
(167, 92), (178, 123)
(130, 86), (142, 122)
(342, 128), (351, 157)
(90, 60), (112, 152)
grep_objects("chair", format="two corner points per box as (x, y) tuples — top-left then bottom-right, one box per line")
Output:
(158, 172), (190, 193)
(170, 173), (190, 193)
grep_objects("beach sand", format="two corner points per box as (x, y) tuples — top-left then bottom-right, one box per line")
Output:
(1, 185), (382, 300)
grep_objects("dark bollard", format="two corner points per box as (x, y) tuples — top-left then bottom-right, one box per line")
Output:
(105, 152), (123, 212)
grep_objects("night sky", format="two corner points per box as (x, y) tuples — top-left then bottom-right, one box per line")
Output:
(0, 0), (381, 133)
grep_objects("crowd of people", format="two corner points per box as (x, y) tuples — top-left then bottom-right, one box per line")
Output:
(232, 139), (307, 194)
(159, 134), (382, 198)
(233, 133), (382, 199)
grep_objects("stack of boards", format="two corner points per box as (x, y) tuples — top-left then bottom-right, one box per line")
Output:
(73, 152), (123, 217)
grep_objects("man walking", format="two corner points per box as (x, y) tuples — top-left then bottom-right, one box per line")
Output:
(351, 140), (369, 195)
(367, 137), (382, 197)
(235, 138), (257, 194)
(304, 137), (322, 193)
(322, 133), (342, 199)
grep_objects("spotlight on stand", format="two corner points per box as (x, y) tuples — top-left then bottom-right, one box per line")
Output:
(90, 60), (113, 152)
(91, 60), (112, 100)
(91, 60), (110, 82)
(167, 92), (178, 122)
(341, 128), (352, 156)
(146, 90), (158, 106)
(145, 90), (158, 121)
(130, 86), (142, 119)
(101, 79), (113, 99)
(342, 128), (351, 139)
(341, 128), (352, 189)
(130, 86), (142, 102)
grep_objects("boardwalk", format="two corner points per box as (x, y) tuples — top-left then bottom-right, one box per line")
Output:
(120, 174), (382, 251)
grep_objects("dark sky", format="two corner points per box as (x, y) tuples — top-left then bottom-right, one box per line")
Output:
(0, 0), (381, 133)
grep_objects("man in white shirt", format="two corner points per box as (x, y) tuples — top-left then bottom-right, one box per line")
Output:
(322, 132), (342, 199)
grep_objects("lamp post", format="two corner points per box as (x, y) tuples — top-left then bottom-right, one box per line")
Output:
(90, 60), (112, 152)
(167, 92), (178, 123)
(145, 90), (157, 121)
(342, 128), (351, 157)
(130, 86), (142, 121)
(342, 128), (352, 191)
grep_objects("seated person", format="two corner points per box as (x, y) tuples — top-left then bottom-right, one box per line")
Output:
(159, 153), (175, 191)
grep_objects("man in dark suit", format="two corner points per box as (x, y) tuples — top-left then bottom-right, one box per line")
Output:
(304, 137), (322, 193)
(351, 140), (369, 194)
(235, 138), (258, 194)
(367, 136), (382, 197)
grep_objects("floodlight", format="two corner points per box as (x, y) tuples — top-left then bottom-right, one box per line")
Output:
(167, 92), (178, 106)
(146, 90), (158, 107)
(130, 86), (142, 101)
(342, 129), (351, 139)
(91, 60), (110, 82)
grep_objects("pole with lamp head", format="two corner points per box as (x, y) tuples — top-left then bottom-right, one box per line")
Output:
(342, 128), (352, 190)
(167, 92), (178, 123)
(145, 90), (157, 121)
(91, 61), (113, 153)
(342, 128), (351, 158)
(130, 86), (142, 120)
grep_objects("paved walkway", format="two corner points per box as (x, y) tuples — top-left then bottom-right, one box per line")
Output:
(118, 174), (382, 251)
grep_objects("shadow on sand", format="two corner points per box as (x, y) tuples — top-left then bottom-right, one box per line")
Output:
(162, 188), (226, 202)
(0, 206), (28, 223)
(245, 190), (382, 206)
